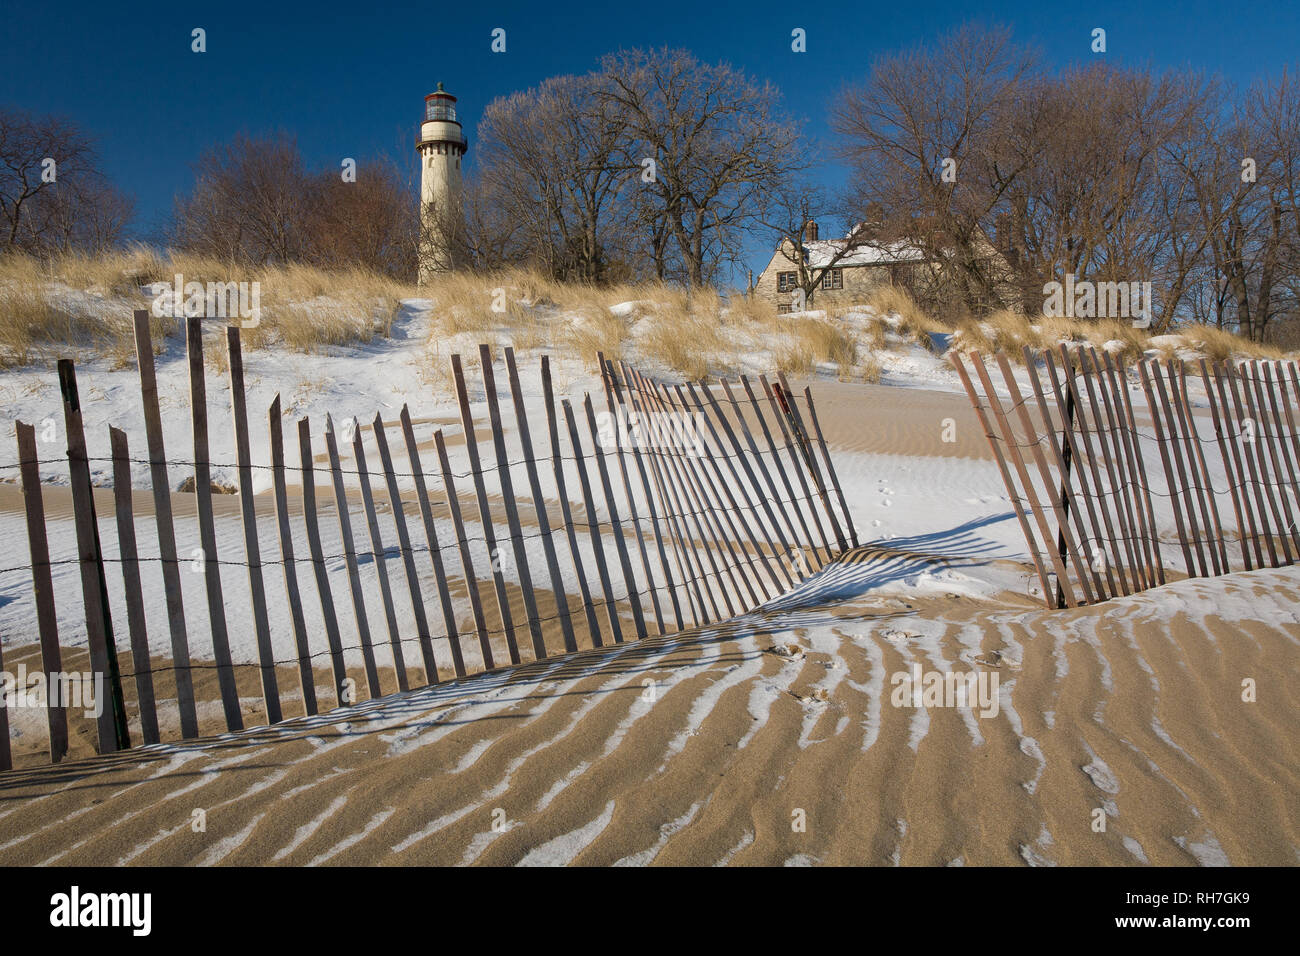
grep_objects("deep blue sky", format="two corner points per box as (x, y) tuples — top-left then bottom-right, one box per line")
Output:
(3, 0), (1297, 277)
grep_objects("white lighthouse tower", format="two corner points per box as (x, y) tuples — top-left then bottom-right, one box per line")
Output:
(417, 82), (467, 284)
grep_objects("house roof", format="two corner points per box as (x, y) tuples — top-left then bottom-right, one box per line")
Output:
(797, 238), (927, 270)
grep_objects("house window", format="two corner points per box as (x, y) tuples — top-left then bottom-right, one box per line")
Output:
(777, 272), (797, 292)
(821, 269), (843, 291)
(777, 303), (793, 314)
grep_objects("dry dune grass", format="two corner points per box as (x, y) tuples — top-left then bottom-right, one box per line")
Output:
(0, 253), (1289, 378)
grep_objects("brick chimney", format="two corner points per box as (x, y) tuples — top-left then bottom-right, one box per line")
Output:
(805, 219), (819, 241)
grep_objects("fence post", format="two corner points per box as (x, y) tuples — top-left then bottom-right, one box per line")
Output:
(58, 359), (131, 752)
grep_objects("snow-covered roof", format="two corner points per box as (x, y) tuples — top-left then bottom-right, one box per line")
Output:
(797, 238), (927, 270)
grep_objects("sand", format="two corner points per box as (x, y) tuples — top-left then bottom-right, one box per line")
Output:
(0, 381), (1296, 866)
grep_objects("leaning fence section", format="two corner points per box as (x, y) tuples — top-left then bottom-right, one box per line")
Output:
(954, 346), (1300, 609)
(0, 310), (856, 770)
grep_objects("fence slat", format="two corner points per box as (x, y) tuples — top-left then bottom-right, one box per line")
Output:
(952, 354), (1054, 608)
(506, 348), (579, 652)
(324, 415), (381, 699)
(596, 352), (667, 634)
(1080, 349), (1148, 591)
(1173, 360), (1230, 574)
(451, 354), (521, 665)
(634, 375), (737, 618)
(433, 428), (493, 670)
(776, 371), (850, 555)
(226, 327), (281, 724)
(1225, 363), (1286, 566)
(352, 419), (408, 693)
(802, 385), (860, 548)
(298, 418), (349, 707)
(374, 412), (438, 683)
(399, 405), (463, 678)
(619, 363), (706, 626)
(1200, 362), (1254, 571)
(1268, 362), (1300, 545)
(269, 395), (316, 716)
(562, 398), (623, 644)
(1245, 362), (1300, 557)
(479, 345), (549, 660)
(132, 310), (198, 738)
(1031, 349), (1116, 599)
(541, 358), (610, 646)
(59, 359), (131, 751)
(629, 369), (722, 621)
(696, 379), (800, 593)
(1153, 360), (1214, 576)
(755, 375), (832, 568)
(109, 427), (161, 745)
(682, 380), (790, 600)
(1110, 355), (1166, 585)
(16, 421), (69, 761)
(1137, 361), (1200, 576)
(185, 319), (243, 731)
(583, 392), (649, 639)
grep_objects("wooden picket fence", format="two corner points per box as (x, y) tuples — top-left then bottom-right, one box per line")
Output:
(0, 310), (856, 770)
(954, 346), (1300, 609)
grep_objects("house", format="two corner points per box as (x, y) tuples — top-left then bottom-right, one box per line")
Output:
(753, 219), (1023, 314)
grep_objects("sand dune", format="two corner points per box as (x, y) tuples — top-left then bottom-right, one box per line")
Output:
(1, 552), (1295, 866)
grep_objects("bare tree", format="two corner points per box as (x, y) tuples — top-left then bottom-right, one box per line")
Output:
(0, 108), (133, 254)
(602, 48), (804, 286)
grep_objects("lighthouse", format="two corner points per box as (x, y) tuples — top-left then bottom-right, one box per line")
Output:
(417, 82), (467, 284)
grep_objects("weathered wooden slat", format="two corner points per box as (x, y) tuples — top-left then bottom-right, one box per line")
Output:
(132, 310), (198, 738)
(629, 369), (722, 621)
(399, 405), (463, 677)
(541, 357), (606, 645)
(647, 380), (750, 613)
(451, 354), (521, 665)
(506, 348), (579, 652)
(1137, 360), (1199, 577)
(16, 421), (70, 760)
(1221, 362), (1275, 566)
(1110, 354), (1166, 585)
(1245, 362), (1300, 557)
(109, 427), (161, 745)
(479, 345), (549, 660)
(1031, 349), (1115, 599)
(1069, 348), (1139, 593)
(59, 359), (131, 751)
(373, 412), (438, 683)
(225, 327), (281, 724)
(619, 364), (706, 626)
(802, 386), (859, 548)
(1268, 362), (1300, 550)
(324, 415), (381, 699)
(596, 352), (666, 633)
(583, 392), (650, 638)
(634, 375), (737, 618)
(1081, 349), (1148, 591)
(696, 378), (800, 592)
(1158, 360), (1219, 576)
(561, 399), (623, 643)
(776, 371), (849, 554)
(1199, 362), (1253, 571)
(718, 378), (802, 563)
(185, 319), (243, 730)
(298, 418), (349, 707)
(757, 375), (832, 568)
(433, 428), (495, 669)
(269, 396), (317, 716)
(670, 382), (765, 608)
(682, 380), (790, 600)
(352, 420), (408, 692)
(1226, 363), (1287, 565)
(951, 354), (1054, 608)
(1173, 361), (1230, 574)
(971, 353), (1079, 606)
(993, 352), (1096, 605)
